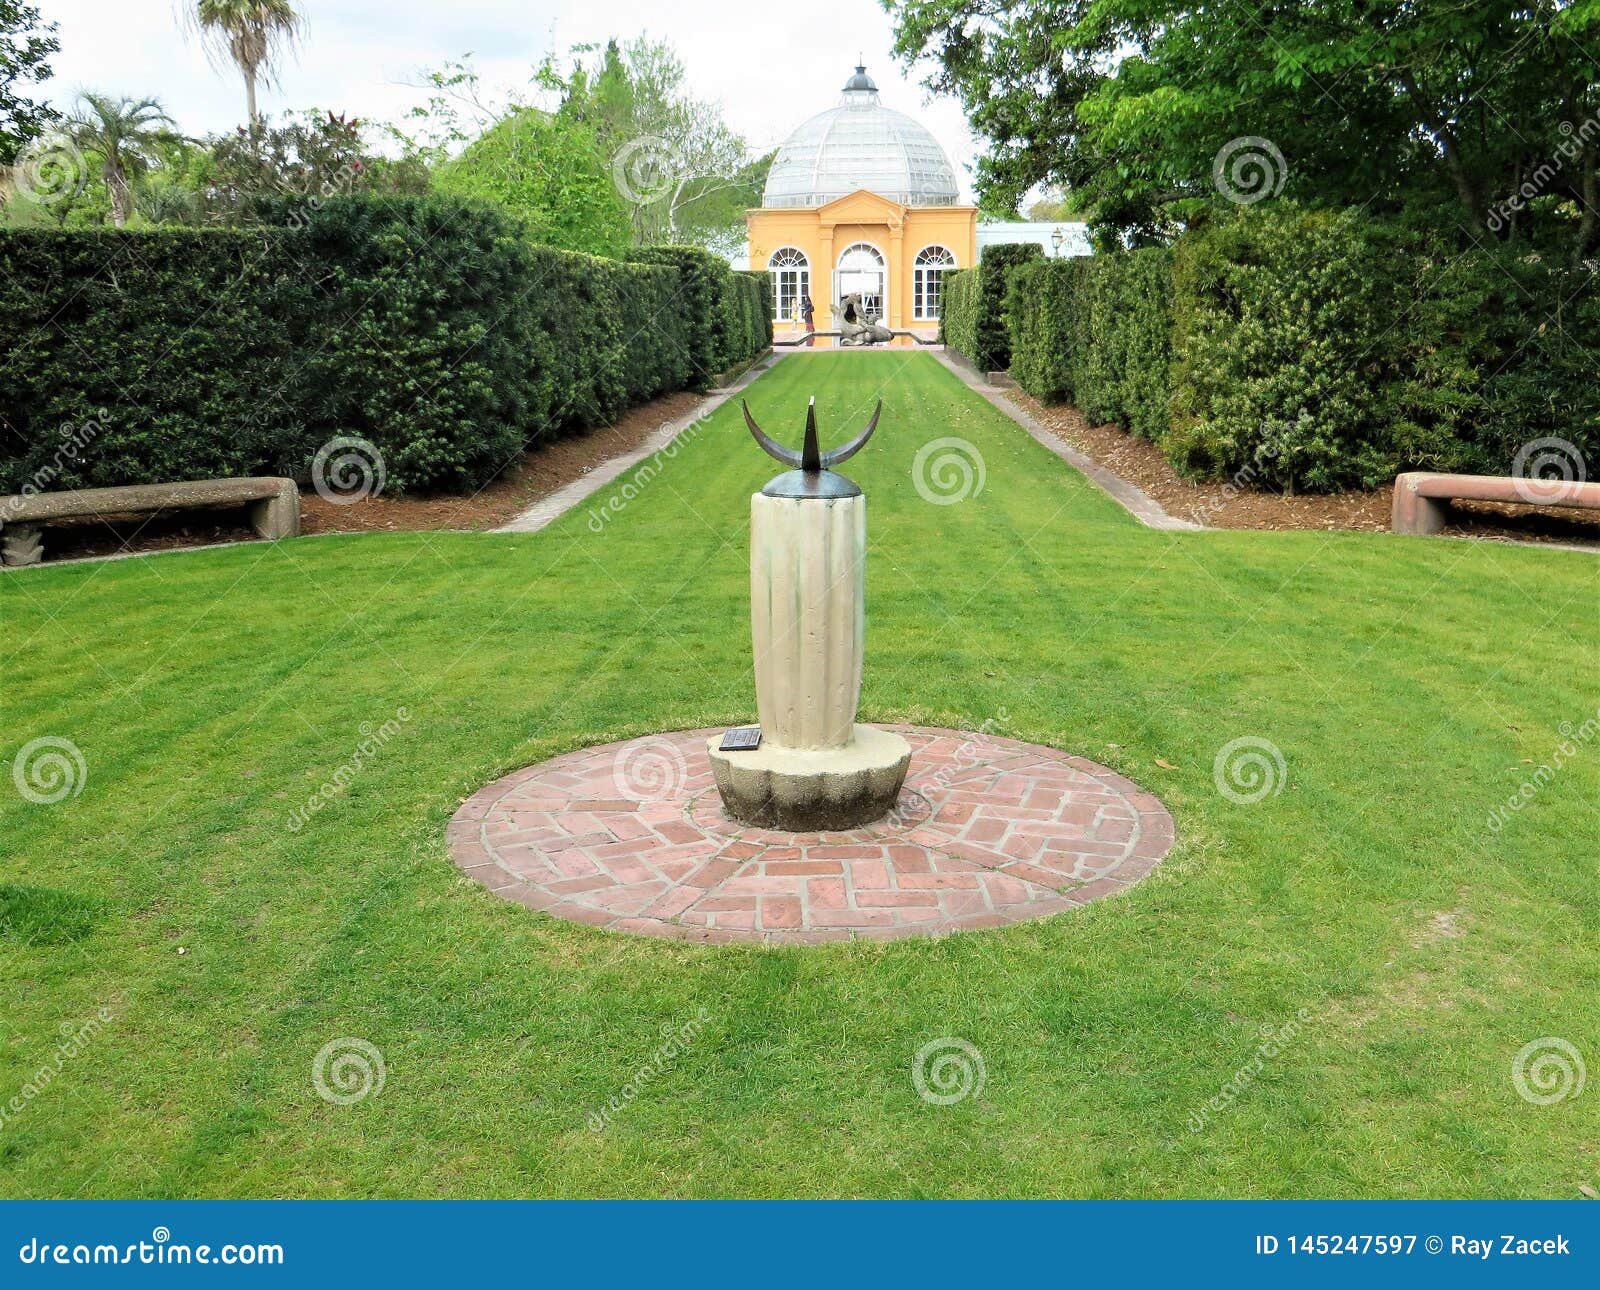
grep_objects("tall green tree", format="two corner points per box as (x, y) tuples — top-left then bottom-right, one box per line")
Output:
(432, 106), (632, 257)
(886, 0), (1600, 251)
(0, 0), (58, 166)
(553, 38), (757, 254)
(66, 92), (174, 226)
(193, 0), (302, 129)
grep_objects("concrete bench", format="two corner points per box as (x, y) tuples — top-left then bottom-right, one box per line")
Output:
(0, 477), (300, 567)
(1391, 471), (1600, 535)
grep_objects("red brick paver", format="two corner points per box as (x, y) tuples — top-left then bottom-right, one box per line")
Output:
(447, 727), (1175, 945)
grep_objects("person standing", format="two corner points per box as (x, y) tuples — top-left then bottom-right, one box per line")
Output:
(800, 293), (816, 347)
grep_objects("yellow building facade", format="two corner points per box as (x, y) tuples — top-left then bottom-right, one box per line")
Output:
(745, 65), (977, 346)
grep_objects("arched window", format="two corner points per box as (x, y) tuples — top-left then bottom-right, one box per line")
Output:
(914, 245), (957, 320)
(835, 242), (886, 322)
(767, 247), (810, 323)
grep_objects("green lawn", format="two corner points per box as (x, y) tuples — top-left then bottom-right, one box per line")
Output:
(2, 350), (1596, 1198)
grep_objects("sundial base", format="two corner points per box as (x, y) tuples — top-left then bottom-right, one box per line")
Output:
(706, 723), (911, 833)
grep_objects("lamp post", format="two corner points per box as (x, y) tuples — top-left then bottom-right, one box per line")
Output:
(1050, 226), (1065, 258)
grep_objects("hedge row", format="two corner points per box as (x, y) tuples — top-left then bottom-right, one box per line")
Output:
(1001, 207), (1600, 493)
(625, 247), (771, 387)
(940, 242), (1042, 372)
(0, 196), (770, 495)
(1007, 248), (1172, 442)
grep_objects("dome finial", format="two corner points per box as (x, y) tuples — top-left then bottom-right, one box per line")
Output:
(843, 60), (877, 93)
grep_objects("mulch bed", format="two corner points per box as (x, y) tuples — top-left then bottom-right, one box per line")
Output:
(24, 391), (707, 565)
(1009, 388), (1600, 549)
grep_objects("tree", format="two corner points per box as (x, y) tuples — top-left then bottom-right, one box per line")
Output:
(886, 0), (1600, 252)
(66, 93), (174, 227)
(552, 38), (757, 253)
(0, 0), (58, 166)
(193, 0), (302, 130)
(432, 106), (632, 257)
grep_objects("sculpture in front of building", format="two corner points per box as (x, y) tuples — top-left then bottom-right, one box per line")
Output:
(833, 293), (895, 347)
(705, 395), (912, 831)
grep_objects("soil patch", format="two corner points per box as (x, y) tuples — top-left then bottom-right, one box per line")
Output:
(1008, 388), (1600, 549)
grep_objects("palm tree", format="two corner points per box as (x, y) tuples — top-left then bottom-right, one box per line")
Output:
(66, 93), (173, 227)
(193, 0), (302, 130)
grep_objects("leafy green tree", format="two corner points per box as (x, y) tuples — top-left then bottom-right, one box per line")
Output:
(0, 0), (57, 166)
(886, 0), (1600, 251)
(66, 93), (174, 226)
(552, 37), (757, 254)
(192, 0), (302, 129)
(432, 106), (631, 256)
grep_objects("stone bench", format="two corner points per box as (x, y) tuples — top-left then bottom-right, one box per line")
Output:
(1391, 471), (1600, 535)
(0, 477), (300, 567)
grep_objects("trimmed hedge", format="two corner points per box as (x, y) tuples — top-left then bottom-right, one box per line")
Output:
(1001, 206), (1600, 493)
(0, 197), (769, 494)
(940, 242), (1043, 372)
(1007, 249), (1171, 441)
(625, 246), (770, 387)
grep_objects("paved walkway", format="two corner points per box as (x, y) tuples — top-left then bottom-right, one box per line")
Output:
(496, 355), (785, 534)
(448, 725), (1175, 945)
(934, 352), (1200, 531)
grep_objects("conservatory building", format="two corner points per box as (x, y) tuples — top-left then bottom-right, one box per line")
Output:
(746, 65), (978, 345)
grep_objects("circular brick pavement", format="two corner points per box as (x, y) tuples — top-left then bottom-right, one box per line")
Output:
(447, 726), (1175, 945)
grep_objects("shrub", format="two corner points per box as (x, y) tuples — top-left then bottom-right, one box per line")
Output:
(626, 246), (770, 386)
(0, 198), (770, 495)
(1005, 204), (1598, 493)
(1006, 248), (1172, 441)
(941, 243), (1042, 371)
(0, 226), (314, 493)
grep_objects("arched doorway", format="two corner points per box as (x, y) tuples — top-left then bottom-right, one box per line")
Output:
(834, 242), (886, 321)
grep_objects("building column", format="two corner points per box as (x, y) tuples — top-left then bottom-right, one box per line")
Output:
(817, 223), (835, 347)
(887, 220), (905, 338)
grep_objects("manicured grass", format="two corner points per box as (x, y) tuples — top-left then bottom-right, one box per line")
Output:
(2, 351), (1595, 1198)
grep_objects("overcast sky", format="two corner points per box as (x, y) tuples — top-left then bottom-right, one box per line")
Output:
(39, 0), (981, 200)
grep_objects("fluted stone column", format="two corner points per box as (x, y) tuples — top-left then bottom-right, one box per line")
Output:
(750, 493), (864, 750)
(707, 397), (911, 831)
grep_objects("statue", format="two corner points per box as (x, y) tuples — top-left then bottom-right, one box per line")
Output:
(705, 396), (912, 830)
(833, 293), (895, 347)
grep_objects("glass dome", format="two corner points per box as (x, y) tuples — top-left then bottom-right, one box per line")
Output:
(761, 65), (960, 209)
